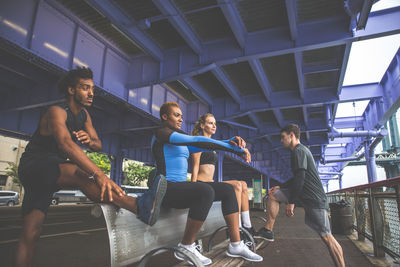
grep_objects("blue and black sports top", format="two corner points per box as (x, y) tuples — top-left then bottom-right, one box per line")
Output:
(199, 151), (218, 166)
(151, 126), (244, 182)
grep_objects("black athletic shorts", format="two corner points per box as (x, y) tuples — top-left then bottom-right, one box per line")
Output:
(18, 153), (71, 216)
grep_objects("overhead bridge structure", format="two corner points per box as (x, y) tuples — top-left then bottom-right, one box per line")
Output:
(0, 0), (399, 187)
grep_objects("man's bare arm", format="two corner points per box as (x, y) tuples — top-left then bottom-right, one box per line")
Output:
(72, 109), (102, 152)
(47, 106), (124, 201)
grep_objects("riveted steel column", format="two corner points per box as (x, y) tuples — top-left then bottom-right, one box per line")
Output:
(368, 188), (385, 257)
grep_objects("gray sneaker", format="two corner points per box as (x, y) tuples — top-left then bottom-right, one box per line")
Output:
(226, 241), (263, 262)
(174, 243), (212, 266)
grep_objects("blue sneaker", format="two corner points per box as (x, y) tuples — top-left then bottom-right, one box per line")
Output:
(137, 174), (167, 226)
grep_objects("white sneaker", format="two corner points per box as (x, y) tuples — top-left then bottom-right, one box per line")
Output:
(174, 243), (212, 266)
(226, 241), (263, 262)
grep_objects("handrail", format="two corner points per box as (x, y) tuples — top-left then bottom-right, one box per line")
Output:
(326, 177), (400, 259)
(328, 176), (400, 193)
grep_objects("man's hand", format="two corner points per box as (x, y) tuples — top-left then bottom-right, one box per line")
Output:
(241, 148), (251, 163)
(73, 130), (91, 145)
(95, 173), (125, 202)
(285, 203), (295, 217)
(268, 186), (280, 195)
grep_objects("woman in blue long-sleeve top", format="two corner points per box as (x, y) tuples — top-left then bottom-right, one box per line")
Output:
(151, 102), (262, 265)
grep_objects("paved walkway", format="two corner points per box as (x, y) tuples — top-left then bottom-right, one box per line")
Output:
(137, 205), (374, 266)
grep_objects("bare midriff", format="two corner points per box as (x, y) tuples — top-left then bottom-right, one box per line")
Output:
(196, 164), (215, 182)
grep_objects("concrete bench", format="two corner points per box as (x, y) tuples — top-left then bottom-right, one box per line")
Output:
(93, 202), (256, 267)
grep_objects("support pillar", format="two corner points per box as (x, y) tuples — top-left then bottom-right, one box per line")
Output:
(110, 151), (125, 186)
(217, 152), (224, 182)
(368, 188), (385, 257)
(365, 141), (378, 183)
(338, 174), (343, 189)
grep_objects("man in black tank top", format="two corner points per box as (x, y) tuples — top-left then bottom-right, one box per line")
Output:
(15, 67), (167, 267)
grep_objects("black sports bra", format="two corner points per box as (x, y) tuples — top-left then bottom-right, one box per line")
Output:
(200, 151), (218, 165)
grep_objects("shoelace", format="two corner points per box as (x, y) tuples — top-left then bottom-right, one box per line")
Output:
(193, 244), (203, 253)
(244, 241), (253, 247)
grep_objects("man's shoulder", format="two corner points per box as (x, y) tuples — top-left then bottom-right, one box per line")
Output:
(46, 105), (68, 116)
(294, 143), (311, 153)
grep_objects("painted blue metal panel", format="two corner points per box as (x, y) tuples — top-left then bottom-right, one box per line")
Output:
(103, 49), (129, 99)
(151, 84), (165, 118)
(31, 1), (75, 69)
(74, 28), (105, 85)
(0, 0), (35, 47)
(18, 109), (42, 135)
(129, 86), (151, 114)
(166, 90), (178, 103)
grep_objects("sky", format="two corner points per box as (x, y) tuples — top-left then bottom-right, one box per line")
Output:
(326, 0), (400, 191)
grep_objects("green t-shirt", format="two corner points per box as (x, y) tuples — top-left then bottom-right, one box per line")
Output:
(290, 143), (328, 209)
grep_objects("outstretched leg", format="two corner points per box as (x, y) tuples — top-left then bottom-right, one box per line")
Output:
(265, 190), (280, 230)
(320, 234), (345, 267)
(15, 210), (46, 267)
(57, 164), (138, 213)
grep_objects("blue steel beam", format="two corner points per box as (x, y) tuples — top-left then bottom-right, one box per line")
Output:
(339, 83), (383, 102)
(128, 8), (400, 88)
(85, 0), (163, 61)
(1, 99), (64, 112)
(45, 0), (133, 61)
(219, 120), (257, 131)
(294, 52), (305, 100)
(180, 78), (213, 105)
(216, 88), (337, 121)
(216, 82), (386, 121)
(334, 116), (364, 129)
(152, 0), (202, 55)
(218, 0), (246, 49)
(248, 59), (272, 102)
(303, 63), (340, 74)
(211, 67), (241, 103)
(272, 109), (285, 128)
(285, 0), (298, 41)
(336, 41), (352, 96)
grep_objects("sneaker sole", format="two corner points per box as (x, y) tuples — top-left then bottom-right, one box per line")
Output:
(254, 235), (274, 242)
(174, 252), (212, 266)
(226, 251), (263, 262)
(148, 176), (167, 226)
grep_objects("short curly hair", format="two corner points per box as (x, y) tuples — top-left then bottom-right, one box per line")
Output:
(58, 67), (93, 97)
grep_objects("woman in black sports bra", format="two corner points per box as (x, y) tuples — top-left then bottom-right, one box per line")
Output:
(191, 113), (256, 235)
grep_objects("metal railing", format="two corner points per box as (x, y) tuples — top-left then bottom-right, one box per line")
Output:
(327, 177), (400, 259)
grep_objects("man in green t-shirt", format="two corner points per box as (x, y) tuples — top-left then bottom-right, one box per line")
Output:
(256, 124), (345, 267)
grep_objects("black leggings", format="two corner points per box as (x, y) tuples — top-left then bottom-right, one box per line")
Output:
(162, 181), (238, 221)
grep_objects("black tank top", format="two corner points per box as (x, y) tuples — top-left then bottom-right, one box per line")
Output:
(199, 151), (218, 166)
(23, 104), (87, 159)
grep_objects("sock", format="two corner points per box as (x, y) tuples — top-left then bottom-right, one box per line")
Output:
(230, 241), (241, 247)
(179, 242), (194, 248)
(238, 216), (242, 228)
(241, 210), (252, 228)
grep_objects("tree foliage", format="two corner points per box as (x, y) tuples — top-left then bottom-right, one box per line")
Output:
(5, 162), (20, 186)
(123, 161), (154, 186)
(5, 162), (22, 195)
(86, 151), (111, 174)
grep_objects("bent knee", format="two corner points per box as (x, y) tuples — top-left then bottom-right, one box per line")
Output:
(240, 181), (248, 192)
(268, 191), (278, 201)
(231, 181), (242, 192)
